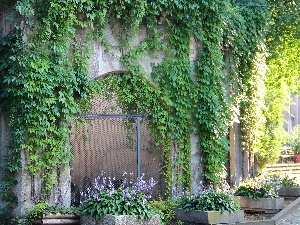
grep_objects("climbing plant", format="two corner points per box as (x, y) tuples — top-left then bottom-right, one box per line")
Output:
(0, 0), (290, 222)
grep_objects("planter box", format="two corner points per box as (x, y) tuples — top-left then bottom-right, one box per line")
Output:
(236, 196), (284, 213)
(278, 187), (300, 197)
(174, 208), (244, 224)
(80, 214), (160, 225)
(32, 213), (80, 224)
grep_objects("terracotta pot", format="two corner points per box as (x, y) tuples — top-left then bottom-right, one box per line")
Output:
(294, 153), (300, 163)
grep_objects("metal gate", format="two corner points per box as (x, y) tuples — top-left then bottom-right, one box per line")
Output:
(70, 96), (165, 206)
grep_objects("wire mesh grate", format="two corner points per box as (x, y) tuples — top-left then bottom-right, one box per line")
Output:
(70, 94), (165, 206)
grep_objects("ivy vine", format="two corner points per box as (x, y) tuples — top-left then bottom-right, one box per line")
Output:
(0, 0), (289, 222)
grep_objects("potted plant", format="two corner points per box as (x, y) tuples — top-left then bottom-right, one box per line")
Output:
(234, 176), (284, 213)
(26, 202), (80, 225)
(174, 184), (244, 225)
(80, 172), (160, 225)
(275, 174), (300, 197)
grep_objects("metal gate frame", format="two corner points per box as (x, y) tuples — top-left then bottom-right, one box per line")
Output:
(74, 113), (151, 178)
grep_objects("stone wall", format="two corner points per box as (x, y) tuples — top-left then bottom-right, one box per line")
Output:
(0, 3), (13, 212)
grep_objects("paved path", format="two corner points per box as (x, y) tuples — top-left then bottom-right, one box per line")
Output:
(276, 206), (300, 225)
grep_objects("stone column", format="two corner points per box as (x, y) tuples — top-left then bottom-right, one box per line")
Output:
(189, 37), (203, 193)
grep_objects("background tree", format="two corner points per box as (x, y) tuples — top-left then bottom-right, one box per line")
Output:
(258, 0), (300, 167)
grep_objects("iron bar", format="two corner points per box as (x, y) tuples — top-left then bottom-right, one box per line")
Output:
(137, 117), (141, 178)
(74, 113), (150, 119)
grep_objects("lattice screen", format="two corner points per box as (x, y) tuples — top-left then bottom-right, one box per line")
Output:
(70, 94), (165, 206)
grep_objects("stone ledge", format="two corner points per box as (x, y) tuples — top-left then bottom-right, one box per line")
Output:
(81, 214), (160, 225)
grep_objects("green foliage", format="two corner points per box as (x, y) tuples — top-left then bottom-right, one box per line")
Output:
(234, 176), (280, 200)
(267, 0), (300, 43)
(193, 2), (230, 184)
(150, 198), (177, 224)
(177, 187), (239, 213)
(260, 0), (300, 167)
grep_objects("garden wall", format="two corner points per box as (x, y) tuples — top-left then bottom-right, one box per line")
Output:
(0, 3), (254, 216)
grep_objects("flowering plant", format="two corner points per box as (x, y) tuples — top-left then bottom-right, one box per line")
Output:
(176, 183), (239, 213)
(280, 175), (300, 187)
(270, 174), (300, 187)
(80, 172), (157, 220)
(234, 176), (281, 200)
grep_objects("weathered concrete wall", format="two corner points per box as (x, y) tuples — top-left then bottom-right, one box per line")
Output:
(88, 24), (165, 79)
(230, 122), (243, 186)
(0, 4), (15, 37)
(189, 37), (203, 193)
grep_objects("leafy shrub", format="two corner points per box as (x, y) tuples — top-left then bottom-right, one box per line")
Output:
(80, 172), (157, 220)
(176, 184), (239, 213)
(234, 176), (281, 200)
(150, 198), (177, 224)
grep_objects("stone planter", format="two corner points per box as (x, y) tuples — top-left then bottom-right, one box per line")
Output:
(236, 196), (284, 213)
(278, 187), (300, 197)
(80, 214), (161, 225)
(174, 208), (244, 225)
(32, 213), (80, 224)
